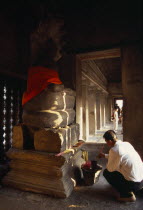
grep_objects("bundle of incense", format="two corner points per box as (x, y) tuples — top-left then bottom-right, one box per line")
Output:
(55, 149), (75, 156)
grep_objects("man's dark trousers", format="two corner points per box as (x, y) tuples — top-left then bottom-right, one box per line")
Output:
(103, 169), (143, 197)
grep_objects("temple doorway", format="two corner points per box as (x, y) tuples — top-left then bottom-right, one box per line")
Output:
(115, 99), (123, 109)
(76, 48), (122, 143)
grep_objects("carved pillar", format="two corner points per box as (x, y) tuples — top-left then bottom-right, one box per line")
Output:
(106, 94), (112, 123)
(95, 90), (102, 130)
(101, 93), (106, 128)
(76, 57), (83, 139)
(103, 92), (109, 126)
(88, 87), (97, 136)
(104, 94), (107, 127)
(100, 92), (104, 128)
(82, 79), (89, 140)
(122, 43), (143, 157)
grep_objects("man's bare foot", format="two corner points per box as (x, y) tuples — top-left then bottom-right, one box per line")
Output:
(117, 192), (136, 202)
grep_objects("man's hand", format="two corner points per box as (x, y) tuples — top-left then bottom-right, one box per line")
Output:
(97, 152), (105, 158)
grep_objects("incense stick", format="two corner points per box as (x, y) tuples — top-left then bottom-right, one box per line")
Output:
(99, 145), (104, 153)
(96, 145), (105, 159)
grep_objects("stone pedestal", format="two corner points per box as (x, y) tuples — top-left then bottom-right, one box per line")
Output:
(3, 85), (84, 198)
(3, 148), (84, 198)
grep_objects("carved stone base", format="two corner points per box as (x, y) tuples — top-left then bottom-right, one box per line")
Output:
(2, 148), (85, 198)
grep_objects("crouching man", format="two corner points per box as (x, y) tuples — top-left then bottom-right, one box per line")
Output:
(98, 130), (143, 202)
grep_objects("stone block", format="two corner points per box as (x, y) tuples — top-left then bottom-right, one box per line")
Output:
(12, 124), (79, 151)
(12, 124), (34, 150)
(23, 86), (76, 112)
(22, 109), (75, 128)
(34, 124), (79, 153)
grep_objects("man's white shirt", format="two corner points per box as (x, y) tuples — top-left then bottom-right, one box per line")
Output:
(105, 140), (143, 182)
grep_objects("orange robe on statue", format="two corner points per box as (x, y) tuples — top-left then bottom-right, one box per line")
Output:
(22, 66), (62, 105)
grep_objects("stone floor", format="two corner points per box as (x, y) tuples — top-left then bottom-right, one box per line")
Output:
(0, 123), (143, 210)
(88, 122), (123, 143)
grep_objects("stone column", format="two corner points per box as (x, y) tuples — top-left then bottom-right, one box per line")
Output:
(102, 93), (106, 128)
(108, 95), (113, 122)
(95, 90), (102, 130)
(82, 79), (89, 140)
(94, 97), (97, 134)
(76, 57), (83, 139)
(121, 43), (143, 157)
(105, 94), (112, 124)
(88, 87), (97, 136)
(100, 93), (104, 128)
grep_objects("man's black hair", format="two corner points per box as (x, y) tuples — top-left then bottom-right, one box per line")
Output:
(103, 130), (117, 142)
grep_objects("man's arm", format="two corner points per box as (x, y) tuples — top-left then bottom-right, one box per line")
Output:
(98, 153), (109, 158)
